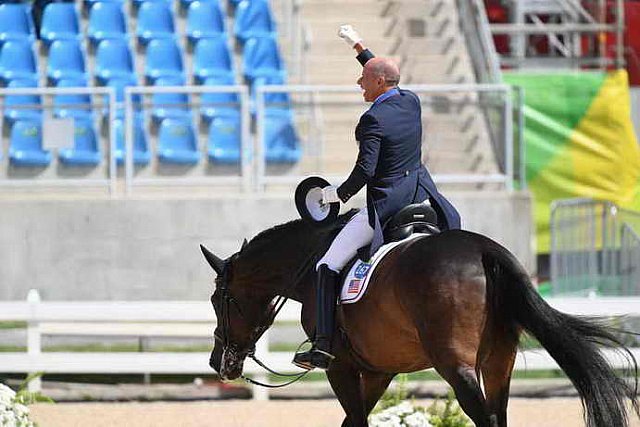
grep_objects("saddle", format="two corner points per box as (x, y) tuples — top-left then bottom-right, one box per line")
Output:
(383, 203), (441, 243)
(339, 203), (441, 304)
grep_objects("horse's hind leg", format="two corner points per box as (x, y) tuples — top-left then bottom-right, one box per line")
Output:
(433, 360), (492, 427)
(481, 337), (518, 426)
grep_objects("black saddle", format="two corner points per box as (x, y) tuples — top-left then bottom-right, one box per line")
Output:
(383, 203), (441, 243)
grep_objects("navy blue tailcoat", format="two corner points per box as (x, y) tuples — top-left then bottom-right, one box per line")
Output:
(336, 50), (461, 254)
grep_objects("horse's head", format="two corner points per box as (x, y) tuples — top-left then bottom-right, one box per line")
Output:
(201, 242), (273, 381)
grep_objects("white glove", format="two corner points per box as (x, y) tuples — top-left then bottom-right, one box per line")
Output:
(338, 25), (362, 48)
(321, 185), (341, 204)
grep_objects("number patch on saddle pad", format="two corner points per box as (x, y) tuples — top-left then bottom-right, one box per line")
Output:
(339, 234), (426, 304)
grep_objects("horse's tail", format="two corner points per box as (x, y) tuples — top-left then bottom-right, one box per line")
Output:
(482, 245), (639, 427)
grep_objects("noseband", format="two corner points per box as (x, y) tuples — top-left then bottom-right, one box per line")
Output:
(214, 255), (310, 387)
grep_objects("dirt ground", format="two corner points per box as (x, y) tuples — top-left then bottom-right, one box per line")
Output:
(29, 398), (640, 427)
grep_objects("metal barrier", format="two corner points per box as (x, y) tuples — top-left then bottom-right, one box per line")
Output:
(254, 84), (518, 191)
(123, 85), (251, 195)
(550, 198), (640, 295)
(457, 0), (502, 84)
(0, 86), (117, 193)
(620, 224), (640, 295)
(490, 0), (625, 70)
(0, 84), (522, 195)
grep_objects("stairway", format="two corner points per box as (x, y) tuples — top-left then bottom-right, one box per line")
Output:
(278, 0), (501, 187)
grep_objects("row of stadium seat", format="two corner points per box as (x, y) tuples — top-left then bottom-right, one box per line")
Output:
(0, 2), (286, 99)
(0, 37), (286, 115)
(0, 0), (297, 166)
(0, 0), (275, 47)
(6, 111), (300, 166)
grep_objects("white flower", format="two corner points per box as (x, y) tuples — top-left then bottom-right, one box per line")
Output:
(0, 384), (16, 406)
(404, 411), (431, 427)
(369, 401), (433, 427)
(0, 383), (36, 427)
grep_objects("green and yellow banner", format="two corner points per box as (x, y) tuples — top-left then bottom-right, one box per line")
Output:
(504, 70), (640, 253)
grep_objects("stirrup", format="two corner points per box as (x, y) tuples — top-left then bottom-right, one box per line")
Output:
(292, 348), (335, 371)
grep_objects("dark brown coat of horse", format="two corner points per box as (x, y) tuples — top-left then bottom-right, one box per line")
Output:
(201, 212), (639, 427)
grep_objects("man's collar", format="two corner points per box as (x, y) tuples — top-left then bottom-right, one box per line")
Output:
(372, 87), (400, 106)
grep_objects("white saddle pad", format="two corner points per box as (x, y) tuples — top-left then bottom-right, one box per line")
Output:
(339, 233), (427, 304)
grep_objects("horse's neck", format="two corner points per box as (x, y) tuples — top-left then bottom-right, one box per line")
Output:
(236, 246), (318, 303)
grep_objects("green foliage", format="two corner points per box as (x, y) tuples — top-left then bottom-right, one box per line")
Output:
(14, 373), (54, 405)
(373, 374), (409, 413)
(371, 379), (472, 427)
(427, 391), (472, 427)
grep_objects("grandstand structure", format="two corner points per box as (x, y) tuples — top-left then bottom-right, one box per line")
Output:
(0, 0), (512, 194)
(0, 0), (533, 301)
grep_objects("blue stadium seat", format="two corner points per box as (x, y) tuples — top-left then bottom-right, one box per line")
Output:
(133, 0), (172, 9)
(186, 1), (225, 45)
(234, 0), (275, 44)
(87, 2), (128, 46)
(85, 0), (126, 8)
(0, 40), (38, 83)
(242, 36), (285, 84)
(40, 2), (81, 45)
(157, 118), (201, 164)
(151, 77), (191, 124)
(58, 119), (101, 166)
(136, 1), (175, 46)
(95, 39), (135, 85)
(264, 112), (301, 163)
(144, 38), (184, 84)
(0, 4), (35, 44)
(208, 114), (241, 164)
(9, 120), (51, 166)
(114, 115), (151, 165)
(180, 0), (212, 10)
(4, 79), (41, 125)
(193, 37), (233, 83)
(200, 75), (240, 122)
(53, 79), (93, 121)
(253, 73), (291, 110)
(47, 40), (87, 85)
(104, 75), (140, 120)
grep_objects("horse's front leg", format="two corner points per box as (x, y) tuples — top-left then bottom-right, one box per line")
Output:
(361, 370), (395, 416)
(326, 360), (395, 427)
(326, 360), (367, 427)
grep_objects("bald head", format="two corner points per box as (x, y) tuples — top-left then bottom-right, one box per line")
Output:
(358, 57), (401, 102)
(365, 57), (401, 87)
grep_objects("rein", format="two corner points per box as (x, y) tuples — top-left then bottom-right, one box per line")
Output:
(216, 251), (318, 388)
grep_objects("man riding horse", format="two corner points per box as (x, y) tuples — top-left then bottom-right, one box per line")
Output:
(292, 25), (462, 371)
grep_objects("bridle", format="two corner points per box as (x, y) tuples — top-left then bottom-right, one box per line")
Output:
(213, 253), (314, 388)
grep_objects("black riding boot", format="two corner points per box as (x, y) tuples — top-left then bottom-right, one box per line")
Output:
(292, 264), (339, 370)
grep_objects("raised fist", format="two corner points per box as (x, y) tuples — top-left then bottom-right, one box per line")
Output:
(338, 25), (362, 48)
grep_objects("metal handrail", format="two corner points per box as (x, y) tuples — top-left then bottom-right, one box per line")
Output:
(255, 83), (516, 191)
(0, 86), (117, 194)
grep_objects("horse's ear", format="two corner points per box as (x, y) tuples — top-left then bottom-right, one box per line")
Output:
(200, 244), (224, 275)
(241, 239), (248, 251)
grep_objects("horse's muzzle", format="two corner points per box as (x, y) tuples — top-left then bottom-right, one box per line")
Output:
(219, 346), (245, 381)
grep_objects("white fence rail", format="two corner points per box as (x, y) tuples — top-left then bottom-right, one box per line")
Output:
(1, 291), (638, 400)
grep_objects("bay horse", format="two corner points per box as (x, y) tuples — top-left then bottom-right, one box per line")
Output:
(201, 211), (638, 427)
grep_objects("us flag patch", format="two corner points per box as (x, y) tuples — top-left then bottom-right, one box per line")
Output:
(348, 279), (361, 294)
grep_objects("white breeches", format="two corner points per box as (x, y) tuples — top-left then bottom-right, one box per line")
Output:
(316, 208), (374, 273)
